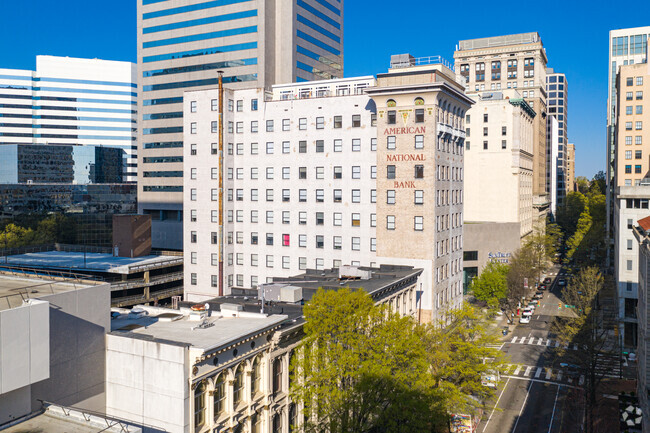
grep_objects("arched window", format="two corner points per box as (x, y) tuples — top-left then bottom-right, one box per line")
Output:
(213, 375), (225, 419)
(194, 382), (206, 428)
(233, 365), (244, 406)
(251, 357), (261, 397)
(273, 358), (283, 395)
(289, 404), (297, 432)
(387, 99), (397, 107)
(414, 97), (424, 106)
(273, 414), (282, 433)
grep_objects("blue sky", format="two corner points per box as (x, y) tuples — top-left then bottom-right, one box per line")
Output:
(1, 0), (649, 178)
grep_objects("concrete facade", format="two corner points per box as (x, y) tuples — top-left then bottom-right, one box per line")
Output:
(137, 0), (345, 250)
(462, 222), (523, 284)
(454, 33), (549, 205)
(182, 59), (471, 321)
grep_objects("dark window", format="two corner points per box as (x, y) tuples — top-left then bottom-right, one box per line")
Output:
(316, 140), (324, 152)
(299, 141), (307, 153)
(483, 141), (488, 150)
(387, 110), (396, 124)
(352, 114), (361, 127)
(625, 165), (632, 173)
(635, 165), (642, 173)
(334, 115), (342, 128)
(387, 165), (396, 179)
(483, 113), (488, 123)
(299, 167), (307, 179)
(636, 150), (642, 159)
(463, 250), (478, 261)
(414, 165), (424, 179)
(415, 108), (424, 123)
(273, 359), (282, 394)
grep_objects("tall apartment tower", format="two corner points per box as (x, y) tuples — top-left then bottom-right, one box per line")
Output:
(545, 69), (569, 212)
(137, 0), (344, 249)
(613, 61), (650, 349)
(454, 32), (549, 220)
(607, 27), (650, 237)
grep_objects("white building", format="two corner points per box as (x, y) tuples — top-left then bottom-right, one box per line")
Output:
(181, 56), (473, 322)
(0, 56), (137, 182)
(461, 90), (535, 280)
(545, 69), (569, 212)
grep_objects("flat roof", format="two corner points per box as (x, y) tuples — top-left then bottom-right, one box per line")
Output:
(3, 251), (180, 274)
(110, 306), (288, 352)
(2, 404), (142, 433)
(0, 273), (97, 311)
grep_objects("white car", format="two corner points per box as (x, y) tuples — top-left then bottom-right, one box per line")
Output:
(520, 316), (531, 324)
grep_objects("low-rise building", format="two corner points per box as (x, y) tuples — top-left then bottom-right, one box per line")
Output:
(106, 264), (421, 433)
(0, 272), (110, 425)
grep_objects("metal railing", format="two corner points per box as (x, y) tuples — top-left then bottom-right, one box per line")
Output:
(109, 271), (183, 291)
(390, 55), (454, 71)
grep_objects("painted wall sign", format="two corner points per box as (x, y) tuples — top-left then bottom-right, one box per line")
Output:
(384, 126), (426, 135)
(393, 181), (416, 188)
(386, 154), (426, 162)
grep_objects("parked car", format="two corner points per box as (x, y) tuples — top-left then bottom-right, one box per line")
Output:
(543, 277), (552, 285)
(502, 326), (509, 336)
(539, 284), (547, 291)
(520, 316), (531, 324)
(533, 292), (543, 300)
(558, 279), (567, 287)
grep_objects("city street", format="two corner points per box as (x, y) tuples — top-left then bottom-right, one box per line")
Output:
(478, 270), (586, 433)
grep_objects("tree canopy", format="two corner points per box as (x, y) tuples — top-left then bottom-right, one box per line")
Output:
(470, 262), (508, 308)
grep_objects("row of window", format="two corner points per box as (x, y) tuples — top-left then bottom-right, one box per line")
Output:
(465, 140), (509, 150)
(624, 136), (644, 146)
(625, 91), (644, 101)
(625, 105), (644, 115)
(189, 138), (378, 155)
(624, 165), (644, 174)
(626, 76), (644, 86)
(221, 165), (377, 181)
(624, 121), (643, 131)
(624, 150), (643, 160)
(189, 114), (366, 135)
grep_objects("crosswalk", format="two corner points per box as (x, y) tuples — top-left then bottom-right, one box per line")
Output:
(503, 364), (589, 385)
(509, 336), (579, 350)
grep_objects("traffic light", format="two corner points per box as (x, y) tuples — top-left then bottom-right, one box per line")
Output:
(558, 302), (562, 309)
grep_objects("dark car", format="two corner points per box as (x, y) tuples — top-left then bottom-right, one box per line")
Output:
(543, 277), (552, 285)
(538, 284), (546, 291)
(502, 326), (509, 336)
(558, 279), (567, 287)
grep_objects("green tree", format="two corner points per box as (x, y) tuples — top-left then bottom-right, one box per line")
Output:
(575, 176), (590, 194)
(590, 171), (606, 195)
(552, 267), (616, 433)
(503, 247), (536, 319)
(470, 262), (508, 309)
(557, 191), (588, 236)
(0, 223), (38, 249)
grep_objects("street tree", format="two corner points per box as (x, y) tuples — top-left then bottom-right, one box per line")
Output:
(502, 247), (536, 319)
(552, 267), (618, 433)
(470, 261), (508, 309)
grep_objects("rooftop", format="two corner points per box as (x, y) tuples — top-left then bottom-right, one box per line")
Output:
(1, 403), (143, 433)
(3, 250), (181, 275)
(110, 305), (288, 352)
(0, 273), (98, 311)
(457, 32), (542, 51)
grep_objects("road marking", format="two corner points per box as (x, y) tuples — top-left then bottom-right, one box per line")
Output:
(528, 337), (535, 344)
(554, 340), (560, 348)
(547, 385), (561, 433)
(511, 336), (517, 343)
(545, 368), (552, 380)
(579, 375), (585, 386)
(556, 370), (563, 381)
(546, 339), (551, 346)
(502, 375), (580, 390)
(513, 365), (522, 375)
(482, 377), (510, 433)
(524, 366), (532, 376)
(510, 379), (533, 433)
(537, 338), (543, 345)
(535, 367), (542, 378)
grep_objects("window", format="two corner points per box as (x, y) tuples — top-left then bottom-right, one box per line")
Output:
(638, 77), (644, 86)
(627, 92), (634, 101)
(266, 189), (274, 201)
(299, 257), (307, 270)
(415, 135), (424, 149)
(352, 114), (361, 127)
(627, 260), (633, 271)
(266, 142), (274, 154)
(191, 252), (197, 264)
(635, 165), (642, 174)
(352, 190), (361, 203)
(371, 166), (377, 179)
(299, 117), (307, 130)
(636, 121), (643, 130)
(370, 238), (376, 252)
(370, 213), (376, 227)
(483, 141), (488, 150)
(387, 190), (396, 204)
(282, 256), (290, 268)
(387, 136), (396, 150)
(251, 142), (258, 154)
(387, 110), (396, 124)
(190, 143), (197, 155)
(636, 150), (642, 159)
(626, 122), (633, 130)
(483, 113), (488, 123)
(190, 101), (197, 112)
(282, 118), (290, 131)
(266, 167), (274, 179)
(637, 91), (644, 100)
(352, 138), (361, 151)
(501, 140), (507, 149)
(414, 165), (424, 179)
(637, 136), (643, 145)
(352, 213), (360, 227)
(334, 115), (342, 128)
(299, 140), (307, 153)
(194, 383), (205, 427)
(191, 122), (197, 134)
(233, 366), (244, 405)
(626, 136), (633, 145)
(625, 165), (632, 174)
(371, 138), (377, 151)
(371, 189), (376, 203)
(299, 167), (307, 179)
(266, 255), (274, 267)
(282, 167), (290, 179)
(191, 273), (197, 285)
(282, 189), (290, 202)
(316, 140), (324, 153)
(333, 236), (342, 250)
(334, 139), (342, 152)
(628, 239), (633, 250)
(414, 216), (424, 231)
(387, 215), (395, 230)
(211, 99), (218, 111)
(352, 166), (361, 179)
(333, 189), (342, 202)
(483, 127), (488, 136)
(637, 105), (643, 115)
(627, 106), (634, 115)
(228, 100), (234, 111)
(251, 121), (258, 133)
(266, 120), (274, 132)
(251, 167), (258, 179)
(192, 210), (198, 222)
(191, 188), (197, 201)
(299, 189), (307, 202)
(626, 150), (632, 160)
(190, 168), (197, 179)
(415, 190), (424, 204)
(251, 210), (258, 223)
(316, 117), (324, 129)
(211, 210), (218, 223)
(251, 98), (258, 111)
(627, 77), (634, 86)
(316, 235), (324, 248)
(214, 374), (225, 417)
(333, 213), (342, 226)
(334, 166), (342, 179)
(316, 189), (324, 202)
(236, 122), (243, 133)
(282, 211), (290, 224)
(415, 108), (424, 123)
(387, 165), (396, 179)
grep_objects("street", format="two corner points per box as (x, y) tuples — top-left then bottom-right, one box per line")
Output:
(477, 269), (587, 433)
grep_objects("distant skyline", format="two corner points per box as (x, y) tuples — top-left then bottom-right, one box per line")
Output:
(1, 0), (649, 178)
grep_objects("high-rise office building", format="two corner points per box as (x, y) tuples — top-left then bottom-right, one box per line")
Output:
(0, 55), (137, 182)
(545, 68), (569, 212)
(182, 55), (472, 322)
(137, 0), (344, 250)
(454, 32), (549, 220)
